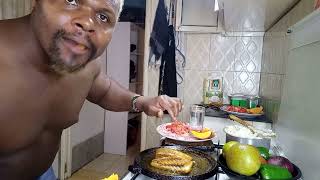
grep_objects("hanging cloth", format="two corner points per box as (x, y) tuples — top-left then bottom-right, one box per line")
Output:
(149, 0), (169, 63)
(158, 25), (177, 97)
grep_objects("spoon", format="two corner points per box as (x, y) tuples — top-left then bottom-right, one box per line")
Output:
(229, 115), (276, 138)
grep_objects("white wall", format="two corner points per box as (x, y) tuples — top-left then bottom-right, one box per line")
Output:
(276, 10), (320, 178)
(104, 22), (131, 155)
(70, 50), (107, 147)
(260, 0), (314, 121)
(70, 101), (105, 147)
(260, 1), (319, 178)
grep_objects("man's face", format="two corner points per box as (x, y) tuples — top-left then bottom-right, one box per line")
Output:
(32, 0), (121, 73)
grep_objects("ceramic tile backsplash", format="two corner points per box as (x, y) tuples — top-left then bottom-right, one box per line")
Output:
(210, 35), (236, 71)
(185, 34), (211, 70)
(182, 70), (208, 119)
(233, 72), (261, 96)
(234, 36), (263, 73)
(181, 33), (264, 119)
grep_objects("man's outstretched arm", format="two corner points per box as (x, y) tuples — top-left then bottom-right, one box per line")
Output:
(87, 72), (182, 119)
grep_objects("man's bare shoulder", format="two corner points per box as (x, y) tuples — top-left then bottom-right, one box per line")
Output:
(0, 20), (20, 56)
(84, 59), (103, 78)
(0, 19), (17, 40)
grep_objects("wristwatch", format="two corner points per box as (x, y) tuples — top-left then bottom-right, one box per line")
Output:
(131, 95), (142, 113)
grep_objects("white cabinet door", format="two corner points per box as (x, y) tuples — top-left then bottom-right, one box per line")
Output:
(175, 0), (223, 32)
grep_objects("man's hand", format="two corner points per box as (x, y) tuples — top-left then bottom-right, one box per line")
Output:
(136, 95), (183, 120)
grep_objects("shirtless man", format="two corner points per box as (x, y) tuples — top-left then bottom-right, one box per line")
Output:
(0, 0), (182, 179)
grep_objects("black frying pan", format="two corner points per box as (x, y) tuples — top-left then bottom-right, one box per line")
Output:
(129, 146), (218, 180)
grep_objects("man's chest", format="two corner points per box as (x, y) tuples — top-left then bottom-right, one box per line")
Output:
(0, 66), (97, 129)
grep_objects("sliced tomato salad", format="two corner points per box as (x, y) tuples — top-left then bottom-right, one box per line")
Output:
(226, 105), (248, 113)
(165, 121), (190, 135)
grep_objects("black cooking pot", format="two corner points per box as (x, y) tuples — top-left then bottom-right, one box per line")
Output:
(129, 146), (218, 180)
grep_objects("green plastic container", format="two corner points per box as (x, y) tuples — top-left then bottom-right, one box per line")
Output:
(229, 95), (248, 108)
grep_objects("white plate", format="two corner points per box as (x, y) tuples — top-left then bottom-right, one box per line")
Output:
(156, 123), (216, 142)
(220, 106), (264, 118)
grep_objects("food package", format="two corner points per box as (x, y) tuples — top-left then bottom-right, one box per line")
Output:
(203, 78), (223, 106)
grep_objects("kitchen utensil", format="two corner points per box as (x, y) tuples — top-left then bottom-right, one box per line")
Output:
(229, 115), (255, 134)
(218, 155), (302, 180)
(220, 105), (264, 118)
(189, 105), (205, 131)
(156, 123), (216, 142)
(129, 146), (218, 180)
(229, 115), (276, 138)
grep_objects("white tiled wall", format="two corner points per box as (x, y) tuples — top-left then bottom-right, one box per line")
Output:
(180, 33), (264, 119)
(234, 36), (263, 73)
(260, 0), (315, 101)
(210, 35), (236, 71)
(185, 34), (211, 70)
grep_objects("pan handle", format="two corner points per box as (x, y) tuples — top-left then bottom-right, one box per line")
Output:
(128, 165), (141, 180)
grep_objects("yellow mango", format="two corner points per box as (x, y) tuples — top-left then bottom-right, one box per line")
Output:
(191, 129), (212, 139)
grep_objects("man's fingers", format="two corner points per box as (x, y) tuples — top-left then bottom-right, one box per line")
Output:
(157, 110), (164, 118)
(159, 98), (176, 120)
(167, 98), (180, 117)
(148, 106), (164, 118)
(171, 97), (183, 113)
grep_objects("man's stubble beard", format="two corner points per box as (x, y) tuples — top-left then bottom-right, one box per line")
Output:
(33, 3), (97, 75)
(48, 30), (98, 75)
(48, 30), (86, 75)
